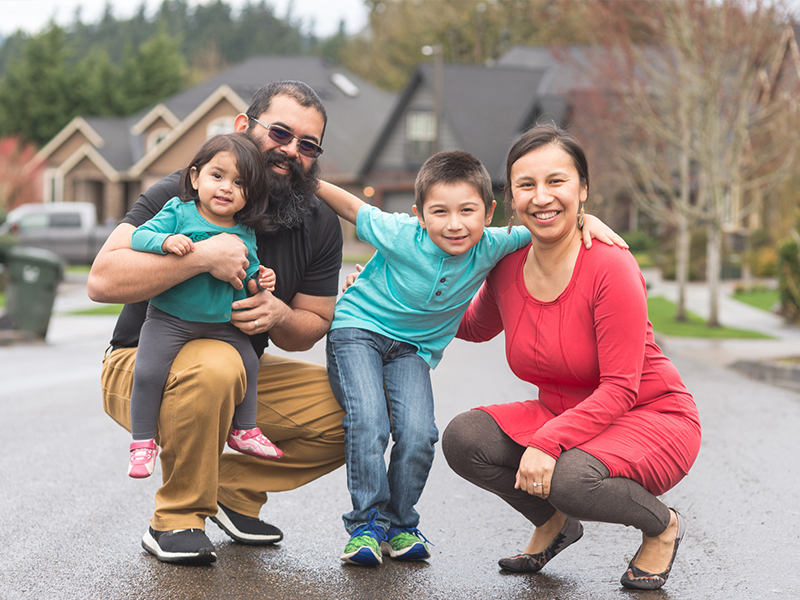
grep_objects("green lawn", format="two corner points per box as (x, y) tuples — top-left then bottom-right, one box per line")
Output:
(68, 304), (124, 316)
(647, 296), (772, 339)
(731, 287), (779, 313)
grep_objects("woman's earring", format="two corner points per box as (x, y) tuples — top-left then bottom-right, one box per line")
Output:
(578, 201), (585, 229)
(507, 211), (516, 234)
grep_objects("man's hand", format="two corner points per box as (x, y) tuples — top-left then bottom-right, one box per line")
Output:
(199, 233), (251, 291)
(162, 234), (195, 256)
(230, 280), (336, 352)
(230, 280), (290, 335)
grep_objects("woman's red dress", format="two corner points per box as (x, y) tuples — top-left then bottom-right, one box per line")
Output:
(457, 243), (701, 496)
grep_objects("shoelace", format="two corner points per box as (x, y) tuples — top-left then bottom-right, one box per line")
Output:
(131, 448), (155, 464)
(403, 527), (432, 546)
(350, 508), (385, 541)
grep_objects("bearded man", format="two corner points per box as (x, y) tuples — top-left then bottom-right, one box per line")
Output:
(88, 81), (346, 565)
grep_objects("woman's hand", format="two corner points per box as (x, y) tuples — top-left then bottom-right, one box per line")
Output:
(342, 263), (364, 293)
(515, 447), (557, 498)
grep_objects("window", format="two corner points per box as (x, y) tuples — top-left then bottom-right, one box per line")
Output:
(18, 214), (49, 232)
(146, 127), (171, 152)
(405, 111), (436, 163)
(207, 117), (235, 138)
(50, 213), (82, 228)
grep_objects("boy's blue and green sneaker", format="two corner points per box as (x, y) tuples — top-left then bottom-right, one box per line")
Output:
(380, 526), (431, 561)
(340, 524), (387, 566)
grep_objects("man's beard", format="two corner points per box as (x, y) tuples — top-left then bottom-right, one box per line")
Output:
(262, 148), (320, 232)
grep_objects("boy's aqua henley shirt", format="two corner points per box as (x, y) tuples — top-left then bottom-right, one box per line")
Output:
(330, 204), (530, 368)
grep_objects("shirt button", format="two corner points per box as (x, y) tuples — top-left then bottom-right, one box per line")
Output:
(435, 291), (442, 296)
(440, 278), (446, 283)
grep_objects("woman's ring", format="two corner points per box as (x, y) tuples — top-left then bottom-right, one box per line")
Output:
(254, 320), (259, 329)
(532, 482), (542, 487)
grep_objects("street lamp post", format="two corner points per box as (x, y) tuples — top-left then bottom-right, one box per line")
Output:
(422, 44), (443, 155)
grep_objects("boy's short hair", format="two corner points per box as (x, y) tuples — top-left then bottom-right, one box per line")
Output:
(414, 151), (494, 214)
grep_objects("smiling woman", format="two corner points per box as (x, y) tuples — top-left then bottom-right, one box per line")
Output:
(443, 122), (702, 591)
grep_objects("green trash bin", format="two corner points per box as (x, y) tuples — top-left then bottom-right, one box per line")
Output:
(4, 246), (64, 337)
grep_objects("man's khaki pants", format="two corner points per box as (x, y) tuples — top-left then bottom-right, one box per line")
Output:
(102, 339), (346, 531)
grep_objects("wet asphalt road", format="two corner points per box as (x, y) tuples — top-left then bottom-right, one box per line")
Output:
(2, 271), (800, 599)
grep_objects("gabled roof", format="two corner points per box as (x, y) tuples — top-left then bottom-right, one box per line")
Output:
(82, 116), (140, 171)
(129, 84), (248, 177)
(58, 143), (120, 182)
(362, 62), (550, 182)
(759, 25), (800, 104)
(152, 55), (396, 179)
(36, 117), (105, 160)
(130, 104), (181, 136)
(39, 56), (397, 181)
(499, 45), (603, 95)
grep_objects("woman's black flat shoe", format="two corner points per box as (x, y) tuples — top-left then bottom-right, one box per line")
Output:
(620, 510), (686, 590)
(498, 518), (584, 573)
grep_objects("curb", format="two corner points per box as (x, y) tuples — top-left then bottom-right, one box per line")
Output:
(731, 358), (800, 393)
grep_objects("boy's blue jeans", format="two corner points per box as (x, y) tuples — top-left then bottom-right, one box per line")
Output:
(326, 327), (439, 535)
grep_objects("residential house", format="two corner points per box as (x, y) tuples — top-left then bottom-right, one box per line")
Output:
(359, 53), (585, 218)
(36, 56), (396, 225)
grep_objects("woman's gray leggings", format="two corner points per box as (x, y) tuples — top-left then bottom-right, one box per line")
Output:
(442, 410), (671, 537)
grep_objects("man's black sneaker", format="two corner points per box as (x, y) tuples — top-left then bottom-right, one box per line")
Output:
(210, 501), (283, 545)
(141, 527), (217, 565)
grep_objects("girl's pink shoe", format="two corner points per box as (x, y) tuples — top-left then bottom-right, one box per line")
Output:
(128, 439), (158, 478)
(228, 428), (283, 460)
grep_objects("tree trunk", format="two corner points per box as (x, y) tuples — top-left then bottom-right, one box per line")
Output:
(675, 214), (690, 321)
(706, 223), (722, 327)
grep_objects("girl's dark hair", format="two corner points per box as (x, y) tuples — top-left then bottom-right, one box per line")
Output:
(179, 132), (270, 232)
(503, 123), (589, 215)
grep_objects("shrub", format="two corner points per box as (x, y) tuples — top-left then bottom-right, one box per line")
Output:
(743, 229), (777, 277)
(777, 237), (800, 322)
(620, 230), (659, 253)
(751, 246), (778, 277)
(659, 229), (708, 281)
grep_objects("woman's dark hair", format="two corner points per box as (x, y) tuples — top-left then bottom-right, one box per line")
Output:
(179, 132), (271, 232)
(503, 123), (589, 215)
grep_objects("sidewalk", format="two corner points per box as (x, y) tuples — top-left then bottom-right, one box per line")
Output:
(642, 268), (800, 388)
(10, 263), (800, 371)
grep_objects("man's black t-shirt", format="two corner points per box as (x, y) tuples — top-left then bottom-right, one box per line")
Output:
(108, 170), (343, 357)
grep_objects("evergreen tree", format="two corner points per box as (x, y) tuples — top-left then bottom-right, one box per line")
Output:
(118, 29), (187, 114)
(0, 27), (87, 145)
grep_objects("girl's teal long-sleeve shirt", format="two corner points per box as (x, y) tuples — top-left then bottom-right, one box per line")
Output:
(131, 196), (260, 323)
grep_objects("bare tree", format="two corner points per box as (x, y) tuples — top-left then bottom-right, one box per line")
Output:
(573, 0), (799, 326)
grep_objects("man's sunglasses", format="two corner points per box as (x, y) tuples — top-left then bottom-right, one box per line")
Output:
(248, 116), (324, 158)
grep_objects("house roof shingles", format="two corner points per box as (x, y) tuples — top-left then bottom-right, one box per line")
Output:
(58, 56), (396, 181)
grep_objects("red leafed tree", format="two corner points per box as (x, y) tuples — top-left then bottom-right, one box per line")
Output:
(0, 136), (43, 214)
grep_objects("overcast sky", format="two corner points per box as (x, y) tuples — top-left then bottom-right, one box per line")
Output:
(0, 0), (370, 38)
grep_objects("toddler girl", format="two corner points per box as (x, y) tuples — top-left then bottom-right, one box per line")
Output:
(127, 132), (282, 478)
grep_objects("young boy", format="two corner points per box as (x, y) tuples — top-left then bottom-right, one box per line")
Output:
(317, 151), (620, 566)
